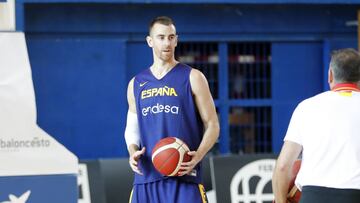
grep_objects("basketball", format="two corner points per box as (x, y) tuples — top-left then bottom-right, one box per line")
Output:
(151, 137), (191, 176)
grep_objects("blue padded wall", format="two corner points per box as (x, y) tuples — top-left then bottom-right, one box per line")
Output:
(27, 35), (128, 158)
(23, 3), (358, 157)
(272, 42), (323, 153)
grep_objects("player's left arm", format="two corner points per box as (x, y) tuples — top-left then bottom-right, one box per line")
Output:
(178, 69), (220, 176)
(272, 141), (302, 203)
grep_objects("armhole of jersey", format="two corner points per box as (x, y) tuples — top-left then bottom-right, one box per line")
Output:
(132, 77), (138, 113)
(189, 68), (195, 97)
(132, 77), (136, 99)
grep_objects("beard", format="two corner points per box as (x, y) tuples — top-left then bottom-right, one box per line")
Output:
(158, 50), (173, 61)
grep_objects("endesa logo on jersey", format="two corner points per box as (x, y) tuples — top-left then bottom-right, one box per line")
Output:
(142, 103), (179, 116)
(141, 86), (178, 99)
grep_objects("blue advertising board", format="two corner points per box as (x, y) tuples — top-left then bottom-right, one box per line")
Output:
(0, 175), (77, 203)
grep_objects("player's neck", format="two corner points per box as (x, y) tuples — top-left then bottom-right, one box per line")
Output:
(150, 59), (179, 79)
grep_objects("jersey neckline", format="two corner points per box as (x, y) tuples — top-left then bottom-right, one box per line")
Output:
(148, 62), (180, 81)
(331, 83), (360, 92)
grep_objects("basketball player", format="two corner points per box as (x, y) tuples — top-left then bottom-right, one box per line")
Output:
(272, 48), (360, 203)
(124, 16), (219, 202)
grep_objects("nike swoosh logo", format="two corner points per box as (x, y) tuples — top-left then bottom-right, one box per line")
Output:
(140, 82), (148, 87)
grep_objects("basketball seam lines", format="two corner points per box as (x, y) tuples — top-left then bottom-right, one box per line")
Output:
(157, 142), (185, 174)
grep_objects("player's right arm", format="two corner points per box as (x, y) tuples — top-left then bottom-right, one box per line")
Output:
(272, 141), (302, 203)
(125, 78), (145, 175)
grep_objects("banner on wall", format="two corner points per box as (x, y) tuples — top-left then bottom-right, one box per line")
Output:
(211, 154), (276, 203)
(0, 32), (78, 203)
(0, 175), (77, 203)
(0, 0), (14, 31)
(0, 32), (78, 176)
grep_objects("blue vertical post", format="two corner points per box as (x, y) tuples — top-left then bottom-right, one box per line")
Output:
(15, 1), (24, 31)
(323, 40), (331, 91)
(218, 42), (229, 154)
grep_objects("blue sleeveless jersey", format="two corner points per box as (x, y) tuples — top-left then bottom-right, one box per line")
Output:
(133, 63), (204, 184)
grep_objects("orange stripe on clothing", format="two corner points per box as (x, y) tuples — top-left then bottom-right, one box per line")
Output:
(332, 83), (360, 92)
(198, 184), (208, 203)
(334, 87), (359, 92)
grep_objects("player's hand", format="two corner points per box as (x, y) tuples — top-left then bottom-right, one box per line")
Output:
(129, 147), (146, 175)
(178, 151), (201, 176)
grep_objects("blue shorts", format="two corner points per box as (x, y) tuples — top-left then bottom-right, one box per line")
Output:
(129, 178), (208, 203)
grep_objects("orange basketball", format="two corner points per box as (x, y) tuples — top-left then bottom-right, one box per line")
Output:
(151, 137), (191, 176)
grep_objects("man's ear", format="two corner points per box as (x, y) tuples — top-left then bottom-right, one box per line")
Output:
(146, 36), (153, 48)
(328, 67), (334, 85)
(174, 35), (178, 47)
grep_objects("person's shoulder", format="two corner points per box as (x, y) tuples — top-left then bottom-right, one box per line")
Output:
(184, 63), (204, 77)
(308, 91), (331, 101)
(128, 72), (145, 88)
(189, 67), (209, 95)
(135, 68), (150, 77)
(133, 68), (150, 82)
(175, 63), (203, 80)
(175, 63), (193, 74)
(189, 68), (206, 83)
(297, 91), (330, 108)
(127, 77), (135, 89)
(189, 67), (202, 76)
(178, 62), (192, 69)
